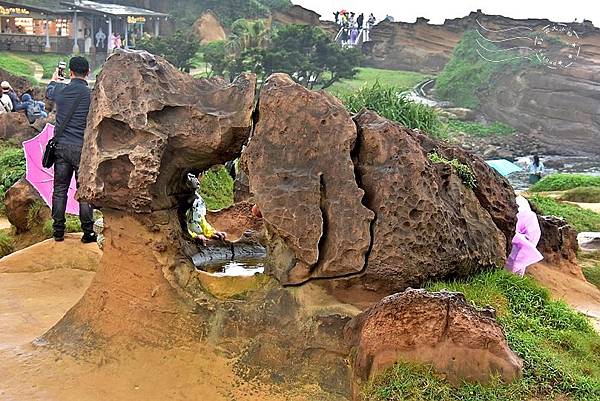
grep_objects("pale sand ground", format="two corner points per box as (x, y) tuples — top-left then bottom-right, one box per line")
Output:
(0, 217), (11, 230)
(0, 242), (339, 401)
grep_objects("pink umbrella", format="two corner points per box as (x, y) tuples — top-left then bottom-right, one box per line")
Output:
(22, 123), (79, 215)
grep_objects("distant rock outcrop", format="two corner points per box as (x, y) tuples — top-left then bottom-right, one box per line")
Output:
(192, 10), (227, 44)
(364, 13), (600, 155)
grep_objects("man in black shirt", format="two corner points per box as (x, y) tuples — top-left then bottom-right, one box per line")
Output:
(46, 56), (95, 243)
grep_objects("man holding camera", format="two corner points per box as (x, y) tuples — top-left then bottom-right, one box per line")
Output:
(46, 56), (95, 243)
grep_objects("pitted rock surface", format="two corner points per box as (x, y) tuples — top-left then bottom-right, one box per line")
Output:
(345, 289), (523, 385)
(241, 74), (374, 285)
(346, 111), (507, 293)
(78, 50), (256, 212)
(415, 131), (517, 253)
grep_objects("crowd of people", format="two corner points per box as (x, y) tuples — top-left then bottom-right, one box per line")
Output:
(333, 10), (376, 46)
(0, 80), (48, 122)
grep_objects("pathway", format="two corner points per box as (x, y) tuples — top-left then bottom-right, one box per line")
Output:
(0, 217), (11, 230)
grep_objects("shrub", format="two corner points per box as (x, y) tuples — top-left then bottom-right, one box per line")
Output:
(341, 82), (445, 139)
(428, 152), (477, 189)
(446, 120), (515, 137)
(200, 166), (234, 211)
(582, 261), (600, 290)
(531, 174), (600, 192)
(558, 187), (600, 203)
(0, 230), (14, 258)
(0, 146), (26, 213)
(436, 31), (530, 108)
(528, 194), (600, 232)
(366, 270), (600, 401)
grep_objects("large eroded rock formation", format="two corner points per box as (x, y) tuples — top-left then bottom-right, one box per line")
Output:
(42, 51), (520, 400)
(78, 50), (255, 212)
(242, 75), (515, 295)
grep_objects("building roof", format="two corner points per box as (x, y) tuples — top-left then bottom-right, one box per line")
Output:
(60, 1), (168, 18)
(0, 0), (70, 14)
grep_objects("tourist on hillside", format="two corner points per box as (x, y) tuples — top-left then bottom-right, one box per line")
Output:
(46, 56), (96, 243)
(366, 13), (376, 41)
(528, 154), (545, 184)
(20, 93), (48, 122)
(1, 81), (19, 111)
(350, 25), (359, 45)
(0, 83), (14, 112)
(357, 13), (364, 29)
(333, 11), (340, 25)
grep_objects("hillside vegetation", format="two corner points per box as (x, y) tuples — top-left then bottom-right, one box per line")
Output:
(436, 31), (532, 108)
(530, 174), (600, 192)
(366, 270), (600, 401)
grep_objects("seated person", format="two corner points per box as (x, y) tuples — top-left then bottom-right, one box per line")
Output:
(1, 81), (17, 111)
(186, 173), (226, 245)
(20, 93), (48, 122)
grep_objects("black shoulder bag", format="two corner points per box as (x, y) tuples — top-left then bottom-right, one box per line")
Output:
(42, 92), (85, 169)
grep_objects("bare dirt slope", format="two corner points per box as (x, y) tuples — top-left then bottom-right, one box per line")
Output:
(528, 262), (600, 331)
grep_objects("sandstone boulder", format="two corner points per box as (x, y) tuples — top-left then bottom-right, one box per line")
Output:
(192, 11), (227, 44)
(241, 73), (374, 285)
(0, 112), (36, 142)
(340, 111), (507, 294)
(4, 178), (50, 234)
(77, 50), (256, 212)
(537, 215), (578, 266)
(345, 289), (523, 387)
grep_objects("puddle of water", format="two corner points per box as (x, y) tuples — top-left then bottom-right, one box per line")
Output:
(201, 259), (265, 277)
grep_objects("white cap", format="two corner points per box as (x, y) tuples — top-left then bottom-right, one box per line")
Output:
(0, 81), (11, 90)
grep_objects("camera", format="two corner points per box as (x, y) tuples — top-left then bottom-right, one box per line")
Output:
(57, 61), (67, 79)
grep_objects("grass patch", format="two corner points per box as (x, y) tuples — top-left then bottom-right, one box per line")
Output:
(0, 145), (26, 214)
(200, 166), (234, 211)
(582, 261), (600, 289)
(531, 174), (600, 193)
(327, 67), (430, 98)
(435, 31), (532, 108)
(528, 194), (600, 232)
(26, 53), (69, 79)
(366, 270), (600, 401)
(340, 82), (445, 139)
(0, 52), (36, 82)
(0, 230), (14, 258)
(446, 120), (515, 137)
(558, 187), (600, 204)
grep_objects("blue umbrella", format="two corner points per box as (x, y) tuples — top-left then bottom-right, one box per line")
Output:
(485, 159), (523, 177)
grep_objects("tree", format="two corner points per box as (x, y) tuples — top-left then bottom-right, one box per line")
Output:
(264, 24), (362, 89)
(205, 23), (362, 89)
(137, 30), (201, 72)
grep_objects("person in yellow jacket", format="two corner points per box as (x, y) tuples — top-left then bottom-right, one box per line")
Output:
(186, 173), (226, 245)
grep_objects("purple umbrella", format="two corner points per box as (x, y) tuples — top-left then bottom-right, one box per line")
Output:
(22, 123), (79, 215)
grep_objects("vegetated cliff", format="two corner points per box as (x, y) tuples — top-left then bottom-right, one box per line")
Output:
(365, 11), (600, 156)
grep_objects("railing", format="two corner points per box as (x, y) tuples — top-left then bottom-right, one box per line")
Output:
(0, 33), (89, 54)
(334, 26), (373, 48)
